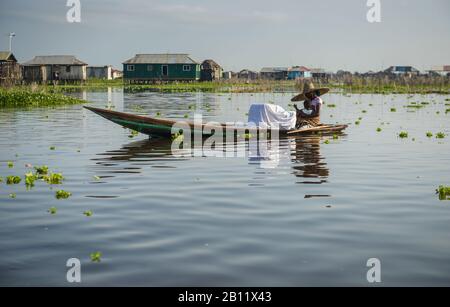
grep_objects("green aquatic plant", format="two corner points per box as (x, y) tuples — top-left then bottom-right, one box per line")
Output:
(25, 172), (38, 187)
(90, 252), (102, 262)
(436, 186), (450, 201)
(34, 165), (49, 175)
(128, 129), (139, 138)
(155, 112), (161, 117)
(355, 121), (360, 125)
(406, 104), (423, 109)
(362, 110), (367, 113)
(93, 175), (101, 181)
(376, 128), (382, 132)
(6, 176), (21, 185)
(183, 114), (189, 118)
(332, 134), (339, 140)
(44, 173), (64, 184)
(436, 132), (445, 139)
(390, 108), (396, 112)
(7, 161), (14, 168)
(56, 190), (71, 199)
(426, 132), (433, 138)
(9, 193), (16, 199)
(327, 104), (336, 108)
(446, 109), (450, 114)
(0, 88), (87, 108)
(398, 131), (408, 138)
(48, 207), (57, 215)
(49, 146), (55, 150)
(83, 210), (93, 217)
(324, 140), (330, 144)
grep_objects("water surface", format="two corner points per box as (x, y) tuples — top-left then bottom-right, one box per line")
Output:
(1, 90), (449, 286)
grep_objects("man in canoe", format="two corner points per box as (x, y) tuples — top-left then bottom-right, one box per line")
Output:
(292, 82), (330, 129)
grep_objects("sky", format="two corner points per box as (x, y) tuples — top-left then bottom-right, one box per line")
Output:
(0, 0), (449, 72)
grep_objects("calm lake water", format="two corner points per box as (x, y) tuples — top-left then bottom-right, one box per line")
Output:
(1, 89), (449, 286)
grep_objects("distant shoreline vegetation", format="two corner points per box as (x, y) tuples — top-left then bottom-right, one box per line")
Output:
(1, 77), (449, 109)
(54, 77), (450, 94)
(0, 87), (87, 108)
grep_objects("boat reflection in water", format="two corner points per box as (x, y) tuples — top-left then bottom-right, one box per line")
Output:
(92, 134), (334, 184)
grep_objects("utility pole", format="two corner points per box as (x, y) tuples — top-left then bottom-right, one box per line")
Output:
(9, 32), (15, 52)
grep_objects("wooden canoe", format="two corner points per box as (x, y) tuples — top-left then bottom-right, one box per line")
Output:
(84, 106), (347, 138)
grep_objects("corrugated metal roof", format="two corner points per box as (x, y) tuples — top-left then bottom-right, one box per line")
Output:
(22, 55), (87, 66)
(289, 66), (310, 72)
(123, 54), (198, 64)
(260, 67), (288, 73)
(0, 51), (16, 62)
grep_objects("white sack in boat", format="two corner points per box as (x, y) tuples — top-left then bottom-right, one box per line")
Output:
(247, 103), (296, 130)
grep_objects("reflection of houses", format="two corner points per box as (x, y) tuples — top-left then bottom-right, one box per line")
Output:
(200, 59), (222, 81)
(22, 55), (88, 83)
(237, 69), (258, 80)
(123, 54), (200, 82)
(429, 65), (450, 77)
(384, 66), (420, 77)
(0, 51), (21, 85)
(87, 66), (112, 80)
(287, 66), (311, 80)
(260, 67), (288, 80)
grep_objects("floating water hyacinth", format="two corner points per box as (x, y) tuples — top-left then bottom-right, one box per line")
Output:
(426, 132), (433, 138)
(90, 252), (102, 262)
(6, 176), (21, 185)
(128, 129), (139, 138)
(398, 131), (408, 138)
(49, 146), (55, 150)
(56, 190), (71, 199)
(44, 173), (64, 184)
(7, 161), (14, 168)
(83, 210), (93, 217)
(25, 172), (37, 187)
(390, 108), (397, 112)
(376, 128), (382, 132)
(9, 193), (16, 199)
(436, 186), (450, 201)
(48, 207), (57, 215)
(436, 132), (445, 139)
(34, 165), (49, 175)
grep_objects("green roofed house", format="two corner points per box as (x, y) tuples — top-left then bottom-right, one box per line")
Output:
(123, 54), (200, 82)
